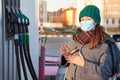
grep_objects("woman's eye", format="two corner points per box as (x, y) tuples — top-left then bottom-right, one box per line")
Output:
(88, 18), (91, 20)
(81, 19), (84, 21)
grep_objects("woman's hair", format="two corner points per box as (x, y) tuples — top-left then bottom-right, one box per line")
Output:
(89, 25), (110, 49)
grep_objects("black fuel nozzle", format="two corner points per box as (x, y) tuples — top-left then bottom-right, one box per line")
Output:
(5, 6), (19, 38)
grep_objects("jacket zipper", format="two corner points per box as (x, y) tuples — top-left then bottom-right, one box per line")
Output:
(73, 45), (85, 80)
(73, 65), (77, 80)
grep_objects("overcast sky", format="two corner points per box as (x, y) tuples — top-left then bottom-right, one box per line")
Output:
(46, 0), (76, 11)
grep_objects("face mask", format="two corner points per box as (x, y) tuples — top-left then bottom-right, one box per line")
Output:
(79, 20), (95, 31)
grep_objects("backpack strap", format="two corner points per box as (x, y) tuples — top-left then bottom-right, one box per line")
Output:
(107, 42), (116, 75)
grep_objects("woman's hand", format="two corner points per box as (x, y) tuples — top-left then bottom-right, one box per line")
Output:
(65, 53), (85, 67)
(60, 45), (71, 57)
(60, 45), (84, 67)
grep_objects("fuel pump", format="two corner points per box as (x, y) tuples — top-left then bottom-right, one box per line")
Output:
(5, 6), (38, 80)
(5, 6), (22, 80)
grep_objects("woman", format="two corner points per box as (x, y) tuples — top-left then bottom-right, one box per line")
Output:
(60, 5), (120, 80)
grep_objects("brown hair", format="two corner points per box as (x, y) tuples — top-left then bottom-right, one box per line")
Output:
(89, 25), (110, 49)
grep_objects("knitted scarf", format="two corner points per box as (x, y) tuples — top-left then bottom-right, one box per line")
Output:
(73, 28), (94, 44)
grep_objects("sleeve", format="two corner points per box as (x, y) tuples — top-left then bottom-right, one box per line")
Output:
(60, 40), (78, 67)
(82, 47), (113, 80)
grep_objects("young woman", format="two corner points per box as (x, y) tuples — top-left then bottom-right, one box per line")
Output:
(60, 5), (120, 80)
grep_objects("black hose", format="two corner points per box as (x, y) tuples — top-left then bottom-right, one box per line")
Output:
(23, 46), (38, 80)
(19, 46), (28, 80)
(14, 23), (26, 80)
(22, 23), (37, 80)
(14, 40), (21, 80)
(26, 46), (38, 80)
(18, 22), (28, 80)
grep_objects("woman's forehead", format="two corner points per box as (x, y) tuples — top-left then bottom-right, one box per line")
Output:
(81, 16), (93, 20)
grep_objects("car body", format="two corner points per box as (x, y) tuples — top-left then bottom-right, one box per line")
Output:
(112, 34), (120, 49)
(61, 29), (75, 34)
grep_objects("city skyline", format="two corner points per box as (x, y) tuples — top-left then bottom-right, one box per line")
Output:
(46, 0), (76, 11)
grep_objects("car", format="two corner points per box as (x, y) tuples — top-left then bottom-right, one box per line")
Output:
(112, 34), (120, 42)
(61, 29), (75, 34)
(112, 34), (120, 49)
(42, 27), (60, 34)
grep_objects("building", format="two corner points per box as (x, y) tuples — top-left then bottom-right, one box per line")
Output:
(39, 0), (47, 22)
(52, 8), (65, 23)
(43, 1), (47, 22)
(65, 7), (77, 26)
(103, 0), (120, 28)
(47, 11), (54, 22)
(47, 7), (76, 27)
(39, 0), (44, 18)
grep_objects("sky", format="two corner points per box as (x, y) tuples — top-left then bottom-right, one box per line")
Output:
(46, 0), (76, 11)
